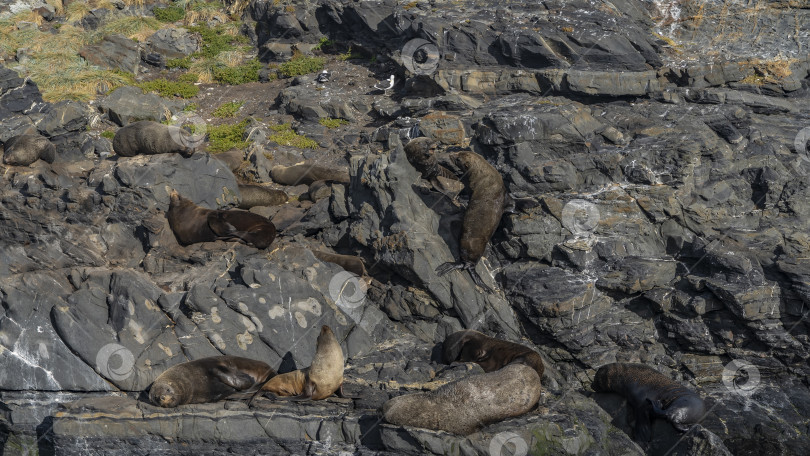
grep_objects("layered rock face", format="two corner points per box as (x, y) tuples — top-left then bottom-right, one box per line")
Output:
(1, 0), (810, 455)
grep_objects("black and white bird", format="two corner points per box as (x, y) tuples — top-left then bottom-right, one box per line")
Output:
(374, 75), (395, 94)
(315, 70), (331, 83)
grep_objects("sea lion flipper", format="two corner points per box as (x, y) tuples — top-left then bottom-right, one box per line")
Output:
(207, 212), (237, 237)
(213, 367), (257, 391)
(436, 261), (464, 276)
(648, 398), (667, 417)
(468, 269), (495, 293)
(633, 403), (653, 442)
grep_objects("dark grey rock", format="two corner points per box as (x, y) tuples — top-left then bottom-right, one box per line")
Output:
(79, 34), (141, 74)
(98, 86), (185, 126)
(147, 27), (200, 59)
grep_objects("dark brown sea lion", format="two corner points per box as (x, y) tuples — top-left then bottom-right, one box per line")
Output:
(435, 151), (508, 291)
(113, 121), (196, 157)
(270, 162), (350, 186)
(442, 330), (544, 379)
(382, 363), (541, 435)
(312, 250), (367, 277)
(149, 356), (276, 407)
(593, 363), (706, 441)
(2, 134), (56, 166)
(259, 325), (344, 400)
(404, 137), (459, 182)
(167, 190), (277, 249)
(237, 184), (288, 209)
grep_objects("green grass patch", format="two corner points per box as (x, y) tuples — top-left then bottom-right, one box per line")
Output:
(187, 24), (249, 59)
(338, 46), (366, 61)
(318, 117), (348, 129)
(212, 59), (262, 85)
(183, 102), (199, 112)
(93, 16), (162, 43)
(213, 101), (243, 118)
(101, 130), (116, 139)
(207, 119), (250, 152)
(139, 78), (199, 98)
(153, 5), (185, 22)
(269, 123), (318, 149)
(177, 72), (199, 83)
(277, 54), (324, 78)
(312, 37), (334, 51)
(167, 56), (192, 69)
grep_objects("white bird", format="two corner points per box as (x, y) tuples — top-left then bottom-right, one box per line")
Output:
(315, 70), (330, 83)
(374, 75), (395, 94)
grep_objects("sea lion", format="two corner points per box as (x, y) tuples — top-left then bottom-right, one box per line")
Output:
(2, 134), (56, 166)
(270, 162), (350, 186)
(237, 184), (288, 209)
(113, 120), (196, 157)
(592, 363), (706, 441)
(167, 190), (277, 249)
(382, 363), (541, 435)
(149, 356), (276, 407)
(312, 250), (367, 277)
(435, 151), (509, 291)
(259, 325), (344, 400)
(404, 137), (458, 182)
(442, 330), (544, 379)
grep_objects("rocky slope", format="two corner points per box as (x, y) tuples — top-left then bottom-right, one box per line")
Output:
(1, 0), (809, 454)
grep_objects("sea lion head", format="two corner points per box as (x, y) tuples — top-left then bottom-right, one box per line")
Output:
(169, 190), (182, 207)
(317, 325), (334, 342)
(149, 380), (182, 408)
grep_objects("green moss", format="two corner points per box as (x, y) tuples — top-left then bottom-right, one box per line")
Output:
(277, 54), (325, 78)
(212, 59), (262, 85)
(167, 56), (192, 69)
(138, 78), (199, 98)
(213, 101), (243, 118)
(187, 24), (248, 58)
(269, 123), (318, 149)
(183, 102), (199, 112)
(207, 119), (250, 152)
(101, 130), (115, 139)
(177, 72), (199, 83)
(153, 5), (185, 22)
(318, 117), (348, 129)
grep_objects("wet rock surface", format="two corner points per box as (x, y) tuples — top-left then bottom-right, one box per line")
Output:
(1, 0), (810, 454)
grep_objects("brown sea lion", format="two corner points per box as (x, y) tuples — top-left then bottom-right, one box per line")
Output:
(442, 330), (544, 379)
(382, 363), (541, 435)
(435, 151), (509, 291)
(167, 190), (277, 249)
(113, 121), (196, 157)
(259, 325), (344, 400)
(404, 137), (459, 182)
(312, 250), (367, 277)
(149, 356), (276, 408)
(2, 134), (56, 166)
(593, 363), (706, 441)
(237, 184), (288, 209)
(270, 162), (350, 186)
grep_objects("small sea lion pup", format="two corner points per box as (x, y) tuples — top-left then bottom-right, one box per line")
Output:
(435, 151), (509, 291)
(167, 190), (276, 249)
(592, 363), (706, 441)
(113, 120), (195, 157)
(383, 363), (542, 435)
(312, 250), (367, 277)
(149, 356), (276, 407)
(2, 134), (56, 166)
(270, 162), (351, 186)
(442, 330), (544, 379)
(237, 183), (288, 209)
(258, 325), (344, 400)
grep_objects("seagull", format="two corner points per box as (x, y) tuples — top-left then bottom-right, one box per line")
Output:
(315, 70), (330, 83)
(373, 75), (395, 94)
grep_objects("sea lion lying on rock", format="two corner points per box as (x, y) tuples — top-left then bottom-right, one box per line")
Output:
(258, 325), (344, 401)
(382, 363), (541, 435)
(113, 121), (196, 157)
(593, 363), (706, 441)
(149, 356), (276, 407)
(312, 250), (367, 277)
(167, 190), (276, 249)
(270, 161), (350, 186)
(435, 151), (510, 291)
(237, 183), (288, 209)
(442, 330), (544, 379)
(2, 134), (56, 166)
